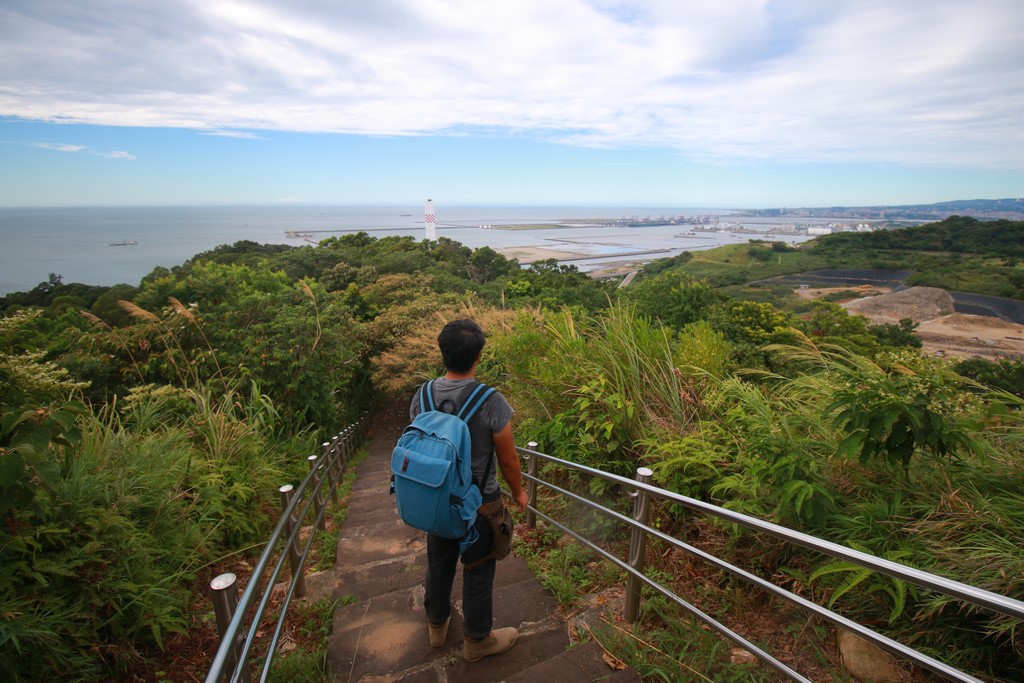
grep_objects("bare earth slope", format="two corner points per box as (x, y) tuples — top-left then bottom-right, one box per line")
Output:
(842, 286), (955, 323)
(839, 286), (1024, 360)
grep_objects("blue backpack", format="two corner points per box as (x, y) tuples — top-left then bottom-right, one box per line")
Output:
(391, 381), (496, 550)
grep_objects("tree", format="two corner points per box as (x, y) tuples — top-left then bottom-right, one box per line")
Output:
(870, 318), (922, 349)
(468, 246), (519, 283)
(797, 301), (879, 356)
(712, 301), (794, 347)
(955, 358), (1024, 397)
(829, 352), (978, 476)
(621, 272), (720, 330)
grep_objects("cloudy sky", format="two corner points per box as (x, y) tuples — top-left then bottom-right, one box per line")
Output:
(1, 0), (1022, 207)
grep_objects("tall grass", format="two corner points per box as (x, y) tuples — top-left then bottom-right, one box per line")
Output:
(496, 305), (1023, 680)
(0, 384), (308, 680)
(502, 304), (705, 472)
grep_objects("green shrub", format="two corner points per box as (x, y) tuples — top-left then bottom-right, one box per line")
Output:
(0, 385), (300, 680)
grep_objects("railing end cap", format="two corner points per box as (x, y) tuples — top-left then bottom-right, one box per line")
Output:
(210, 572), (237, 591)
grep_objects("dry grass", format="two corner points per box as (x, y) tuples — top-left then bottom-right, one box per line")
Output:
(370, 303), (524, 394)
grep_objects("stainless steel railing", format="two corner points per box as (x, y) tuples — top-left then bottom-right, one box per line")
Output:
(517, 442), (1024, 683)
(204, 417), (367, 683)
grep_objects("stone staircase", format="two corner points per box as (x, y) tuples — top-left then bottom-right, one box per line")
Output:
(317, 412), (640, 682)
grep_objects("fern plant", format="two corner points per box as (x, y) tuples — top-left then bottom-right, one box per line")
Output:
(809, 541), (917, 624)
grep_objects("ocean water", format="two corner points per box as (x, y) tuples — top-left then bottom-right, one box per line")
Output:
(0, 205), (809, 295)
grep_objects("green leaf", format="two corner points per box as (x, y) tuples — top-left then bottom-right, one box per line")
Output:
(884, 578), (908, 623)
(827, 567), (872, 608)
(1, 408), (38, 435)
(34, 460), (60, 492)
(0, 485), (17, 510)
(0, 452), (27, 487)
(809, 559), (860, 582)
(12, 427), (52, 456)
(837, 432), (864, 459)
(881, 409), (902, 434)
(49, 409), (77, 431)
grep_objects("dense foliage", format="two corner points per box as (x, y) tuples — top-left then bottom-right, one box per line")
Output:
(627, 216), (1024, 301)
(0, 232), (613, 680)
(2, 219), (1022, 680)
(817, 215), (1024, 258)
(479, 307), (1023, 680)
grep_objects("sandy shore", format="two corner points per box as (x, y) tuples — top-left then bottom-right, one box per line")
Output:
(497, 246), (590, 263)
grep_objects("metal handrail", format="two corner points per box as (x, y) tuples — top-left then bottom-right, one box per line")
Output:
(205, 417), (367, 683)
(517, 443), (1024, 683)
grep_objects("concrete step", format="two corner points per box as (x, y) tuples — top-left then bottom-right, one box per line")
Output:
(440, 622), (570, 683)
(330, 555), (427, 602)
(335, 519), (425, 569)
(506, 639), (642, 682)
(330, 600), (567, 682)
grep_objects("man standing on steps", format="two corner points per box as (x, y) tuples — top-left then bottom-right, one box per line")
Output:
(410, 318), (530, 662)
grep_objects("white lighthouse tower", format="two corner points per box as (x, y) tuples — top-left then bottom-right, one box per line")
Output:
(424, 199), (436, 240)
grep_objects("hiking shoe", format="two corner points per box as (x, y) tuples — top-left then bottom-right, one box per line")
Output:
(463, 627), (519, 662)
(428, 616), (450, 647)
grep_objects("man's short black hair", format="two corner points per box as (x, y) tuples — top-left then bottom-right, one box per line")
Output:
(438, 319), (485, 373)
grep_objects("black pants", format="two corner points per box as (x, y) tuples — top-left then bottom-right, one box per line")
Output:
(424, 510), (496, 640)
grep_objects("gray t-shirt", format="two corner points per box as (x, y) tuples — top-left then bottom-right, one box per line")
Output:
(409, 378), (514, 496)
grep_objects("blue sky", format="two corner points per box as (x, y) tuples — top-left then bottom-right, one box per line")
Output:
(1, 0), (1022, 208)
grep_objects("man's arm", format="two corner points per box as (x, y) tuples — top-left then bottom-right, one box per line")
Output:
(493, 422), (528, 513)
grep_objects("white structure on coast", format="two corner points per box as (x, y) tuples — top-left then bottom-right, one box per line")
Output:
(425, 199), (436, 240)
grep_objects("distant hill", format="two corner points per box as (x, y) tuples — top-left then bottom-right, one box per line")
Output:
(893, 198), (1024, 213)
(753, 198), (1024, 221)
(815, 215), (1024, 257)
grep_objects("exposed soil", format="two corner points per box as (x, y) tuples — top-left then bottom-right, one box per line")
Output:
(796, 285), (1024, 361)
(915, 313), (1024, 360)
(842, 286), (955, 323)
(794, 284), (892, 300)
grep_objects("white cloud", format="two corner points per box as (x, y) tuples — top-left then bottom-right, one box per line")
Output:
(27, 142), (135, 159)
(202, 130), (263, 139)
(98, 150), (136, 160)
(1, 0), (1021, 169)
(33, 142), (85, 153)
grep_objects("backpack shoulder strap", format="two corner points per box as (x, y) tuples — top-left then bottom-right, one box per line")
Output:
(457, 382), (495, 423)
(419, 380), (436, 413)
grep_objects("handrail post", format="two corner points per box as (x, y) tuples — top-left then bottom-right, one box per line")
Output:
(339, 428), (351, 465)
(209, 573), (252, 683)
(330, 433), (344, 485)
(526, 442), (538, 529)
(331, 434), (342, 473)
(307, 455), (327, 531)
(322, 441), (339, 505)
(624, 466), (654, 624)
(278, 485), (307, 598)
